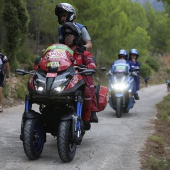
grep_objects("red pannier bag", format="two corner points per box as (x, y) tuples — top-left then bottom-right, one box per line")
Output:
(95, 85), (108, 112)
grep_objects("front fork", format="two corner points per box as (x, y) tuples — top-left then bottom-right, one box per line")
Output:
(25, 95), (32, 113)
(71, 93), (84, 144)
(20, 95), (32, 141)
(75, 95), (83, 136)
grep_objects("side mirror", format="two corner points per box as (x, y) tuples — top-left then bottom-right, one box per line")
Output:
(15, 69), (26, 75)
(15, 69), (35, 75)
(101, 67), (107, 71)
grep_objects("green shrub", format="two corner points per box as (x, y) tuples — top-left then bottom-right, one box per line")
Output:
(16, 84), (27, 100)
(16, 44), (35, 70)
(149, 135), (165, 147)
(140, 64), (151, 77)
(146, 58), (160, 72)
(3, 83), (10, 98)
(148, 156), (170, 170)
(166, 68), (170, 74)
(15, 75), (29, 100)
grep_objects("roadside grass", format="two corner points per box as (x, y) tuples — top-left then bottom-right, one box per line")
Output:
(141, 94), (170, 170)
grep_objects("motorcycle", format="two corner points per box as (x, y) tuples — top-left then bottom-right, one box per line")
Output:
(16, 44), (108, 162)
(107, 59), (137, 118)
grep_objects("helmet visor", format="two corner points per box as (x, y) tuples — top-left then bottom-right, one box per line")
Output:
(59, 12), (69, 18)
(119, 55), (126, 59)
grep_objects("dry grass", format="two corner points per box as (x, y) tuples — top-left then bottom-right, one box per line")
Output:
(140, 94), (170, 170)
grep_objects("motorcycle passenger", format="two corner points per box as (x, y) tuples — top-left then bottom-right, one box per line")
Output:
(55, 3), (99, 122)
(129, 49), (140, 100)
(55, 3), (92, 52)
(62, 22), (98, 130)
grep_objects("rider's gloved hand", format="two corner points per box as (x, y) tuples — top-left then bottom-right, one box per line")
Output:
(86, 63), (96, 69)
(131, 71), (137, 76)
(76, 46), (86, 54)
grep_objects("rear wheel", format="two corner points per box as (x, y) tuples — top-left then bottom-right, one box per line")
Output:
(57, 120), (77, 162)
(116, 97), (123, 118)
(23, 119), (45, 160)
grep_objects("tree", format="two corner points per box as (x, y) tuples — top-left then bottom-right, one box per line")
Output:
(145, 2), (170, 54)
(26, 0), (60, 54)
(2, 0), (29, 70)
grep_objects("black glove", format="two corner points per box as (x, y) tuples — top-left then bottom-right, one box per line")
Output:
(76, 46), (86, 54)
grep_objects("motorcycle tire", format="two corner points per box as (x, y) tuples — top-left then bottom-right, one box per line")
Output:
(116, 97), (123, 118)
(57, 120), (77, 162)
(23, 119), (45, 160)
(123, 108), (129, 113)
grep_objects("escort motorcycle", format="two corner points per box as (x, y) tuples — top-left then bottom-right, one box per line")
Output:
(107, 59), (137, 118)
(16, 44), (108, 162)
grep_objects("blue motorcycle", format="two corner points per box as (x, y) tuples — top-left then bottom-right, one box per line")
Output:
(108, 59), (137, 118)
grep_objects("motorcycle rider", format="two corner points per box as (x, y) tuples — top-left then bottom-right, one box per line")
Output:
(62, 22), (98, 130)
(129, 49), (140, 100)
(55, 3), (98, 122)
(55, 3), (92, 52)
(110, 49), (133, 72)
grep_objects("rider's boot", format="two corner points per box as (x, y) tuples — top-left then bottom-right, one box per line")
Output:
(134, 93), (139, 100)
(90, 112), (98, 123)
(84, 121), (91, 131)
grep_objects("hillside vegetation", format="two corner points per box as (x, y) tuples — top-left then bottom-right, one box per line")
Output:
(0, 0), (170, 98)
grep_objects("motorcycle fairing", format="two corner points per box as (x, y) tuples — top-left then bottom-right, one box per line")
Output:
(109, 97), (114, 109)
(127, 96), (135, 110)
(66, 74), (83, 90)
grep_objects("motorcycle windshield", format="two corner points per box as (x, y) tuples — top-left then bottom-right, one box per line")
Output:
(45, 44), (73, 56)
(39, 44), (73, 72)
(112, 59), (130, 74)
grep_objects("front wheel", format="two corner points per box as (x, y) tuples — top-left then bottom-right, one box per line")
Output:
(57, 120), (77, 163)
(23, 119), (45, 160)
(115, 97), (123, 118)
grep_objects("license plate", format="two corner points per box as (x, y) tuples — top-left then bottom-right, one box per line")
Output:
(46, 73), (57, 77)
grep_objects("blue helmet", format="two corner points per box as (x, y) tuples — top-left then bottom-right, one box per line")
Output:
(118, 49), (128, 60)
(129, 49), (139, 60)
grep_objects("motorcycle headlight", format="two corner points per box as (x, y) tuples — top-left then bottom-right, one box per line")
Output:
(37, 86), (44, 91)
(54, 86), (65, 93)
(112, 83), (127, 90)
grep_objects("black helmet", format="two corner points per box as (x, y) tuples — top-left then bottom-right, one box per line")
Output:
(55, 3), (76, 24)
(62, 22), (81, 45)
(129, 49), (139, 60)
